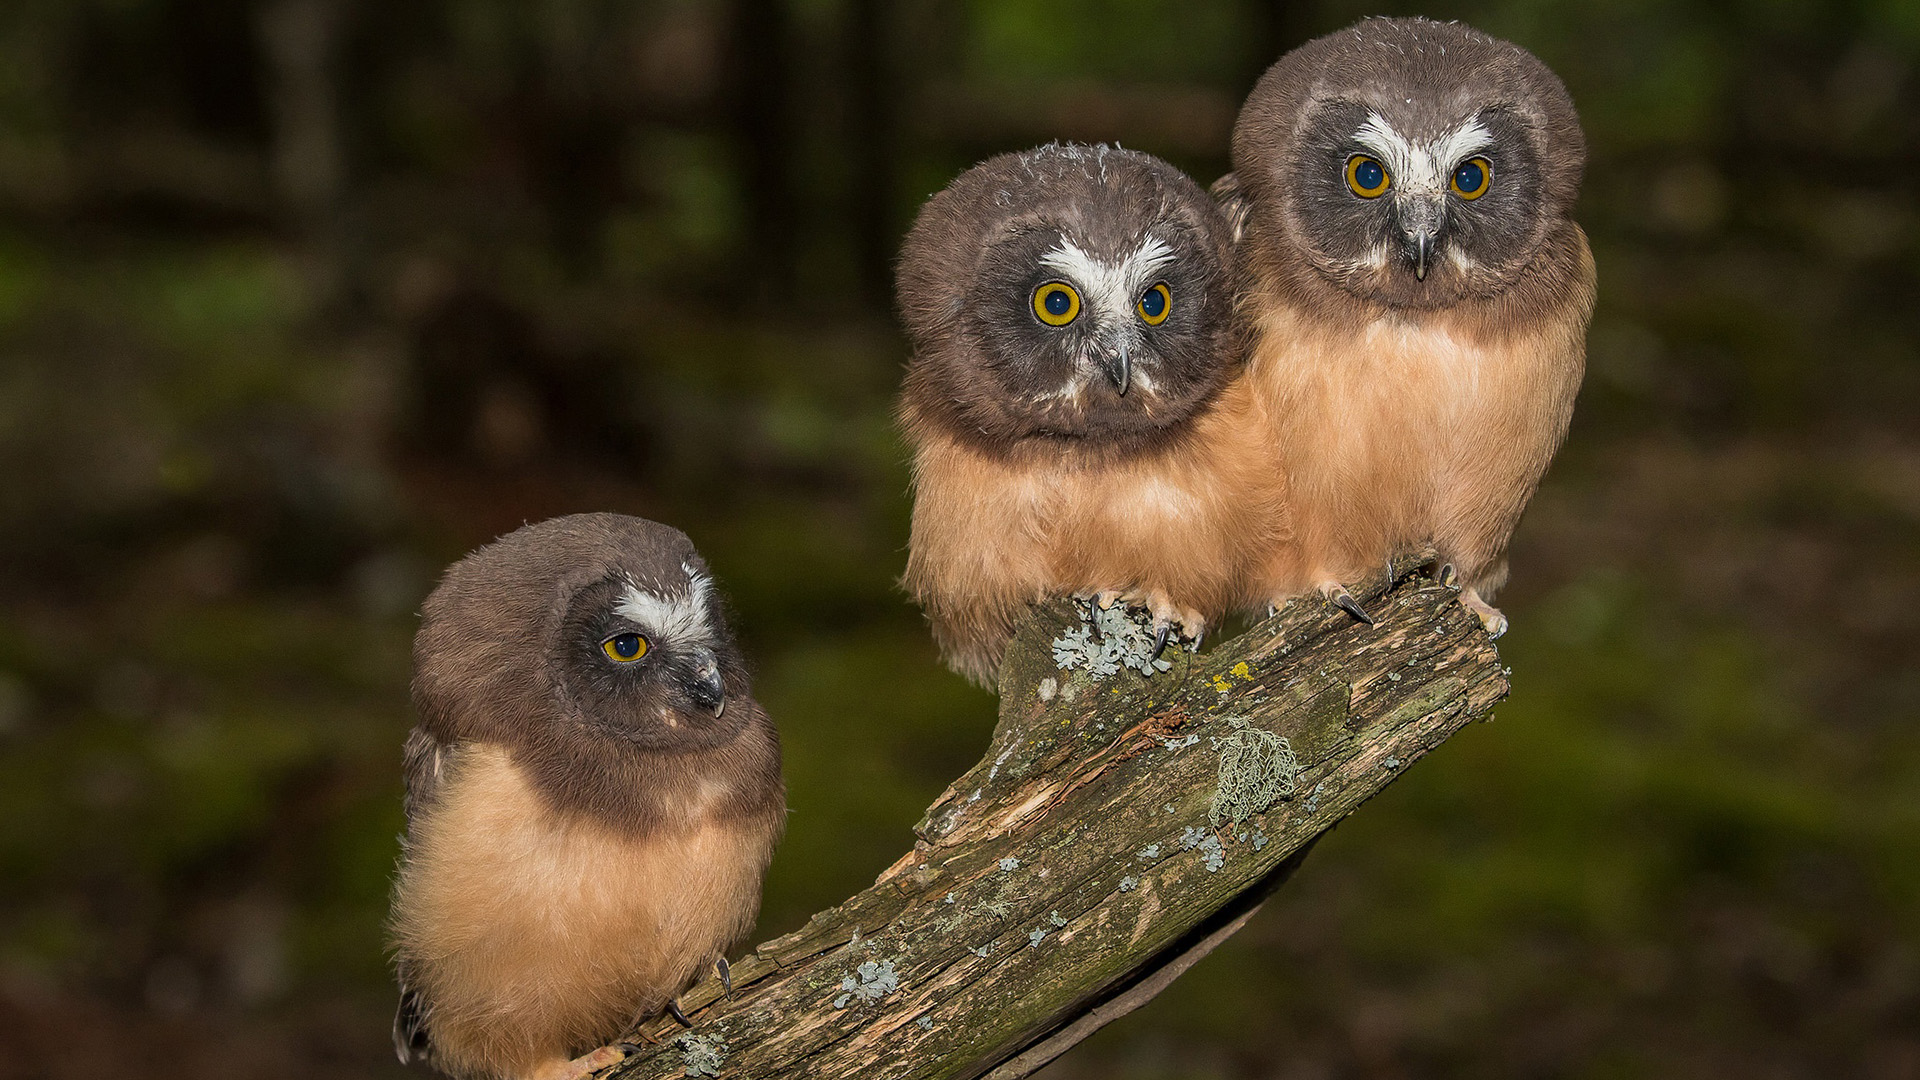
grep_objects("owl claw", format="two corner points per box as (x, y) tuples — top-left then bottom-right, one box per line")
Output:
(666, 999), (693, 1028)
(1327, 587), (1375, 626)
(716, 957), (733, 996)
(1151, 623), (1171, 659)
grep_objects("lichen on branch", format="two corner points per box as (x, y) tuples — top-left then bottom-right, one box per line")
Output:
(607, 557), (1505, 1079)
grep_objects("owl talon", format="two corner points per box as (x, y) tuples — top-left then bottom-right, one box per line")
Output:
(1329, 589), (1375, 626)
(666, 999), (693, 1028)
(1151, 623), (1171, 658)
(1437, 562), (1458, 588)
(716, 957), (733, 995)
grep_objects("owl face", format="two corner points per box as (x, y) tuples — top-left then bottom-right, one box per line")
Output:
(1233, 18), (1584, 311)
(414, 514), (751, 755)
(899, 145), (1235, 451)
(551, 554), (749, 753)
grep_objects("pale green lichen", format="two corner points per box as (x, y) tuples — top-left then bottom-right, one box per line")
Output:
(1051, 603), (1173, 677)
(676, 1032), (728, 1077)
(1208, 717), (1300, 828)
(832, 959), (899, 1008)
(1179, 825), (1226, 872)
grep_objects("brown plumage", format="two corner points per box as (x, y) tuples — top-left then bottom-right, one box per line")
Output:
(898, 143), (1280, 686)
(1217, 16), (1596, 634)
(389, 514), (784, 1080)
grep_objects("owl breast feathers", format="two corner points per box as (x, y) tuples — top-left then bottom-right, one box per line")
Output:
(897, 142), (1283, 686)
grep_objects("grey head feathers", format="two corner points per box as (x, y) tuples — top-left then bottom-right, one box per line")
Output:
(1229, 16), (1586, 318)
(898, 142), (1239, 457)
(408, 512), (779, 832)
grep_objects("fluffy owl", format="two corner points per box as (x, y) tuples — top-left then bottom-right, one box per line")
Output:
(1217, 16), (1595, 634)
(898, 142), (1278, 686)
(390, 514), (784, 1080)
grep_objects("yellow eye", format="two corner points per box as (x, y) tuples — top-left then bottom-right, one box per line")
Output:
(601, 632), (649, 662)
(1136, 282), (1171, 325)
(1032, 282), (1081, 326)
(1345, 154), (1390, 198)
(1450, 156), (1492, 200)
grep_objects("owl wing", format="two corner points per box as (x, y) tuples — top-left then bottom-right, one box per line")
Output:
(1210, 172), (1251, 244)
(393, 726), (448, 1064)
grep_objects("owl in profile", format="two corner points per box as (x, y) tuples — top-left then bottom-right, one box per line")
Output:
(898, 143), (1277, 686)
(1218, 17), (1595, 634)
(390, 514), (784, 1080)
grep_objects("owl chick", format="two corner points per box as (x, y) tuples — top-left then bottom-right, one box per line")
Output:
(898, 142), (1278, 686)
(390, 513), (784, 1080)
(1218, 17), (1595, 634)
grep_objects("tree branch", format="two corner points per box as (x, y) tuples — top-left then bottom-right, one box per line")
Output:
(608, 558), (1506, 1079)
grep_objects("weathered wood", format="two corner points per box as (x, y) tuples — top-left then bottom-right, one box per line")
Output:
(608, 558), (1506, 1079)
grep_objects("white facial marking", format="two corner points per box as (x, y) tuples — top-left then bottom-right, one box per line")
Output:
(614, 561), (716, 646)
(1354, 112), (1494, 194)
(1040, 236), (1174, 321)
(1038, 236), (1177, 398)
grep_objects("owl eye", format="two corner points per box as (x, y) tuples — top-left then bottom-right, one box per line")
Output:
(1031, 282), (1081, 326)
(601, 632), (650, 662)
(1450, 156), (1492, 200)
(1345, 155), (1390, 198)
(1136, 282), (1171, 325)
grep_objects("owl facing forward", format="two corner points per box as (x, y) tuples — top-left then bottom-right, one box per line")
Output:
(899, 143), (1277, 686)
(1220, 17), (1595, 633)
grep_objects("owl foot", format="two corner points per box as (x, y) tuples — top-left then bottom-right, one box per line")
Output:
(1321, 584), (1375, 626)
(1460, 588), (1507, 638)
(1131, 590), (1205, 654)
(529, 1044), (630, 1080)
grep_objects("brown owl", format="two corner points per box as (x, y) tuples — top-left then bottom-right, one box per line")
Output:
(1218, 16), (1595, 634)
(898, 143), (1278, 686)
(390, 514), (784, 1080)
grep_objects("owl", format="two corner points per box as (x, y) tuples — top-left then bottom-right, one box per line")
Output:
(389, 514), (784, 1080)
(898, 142), (1278, 686)
(1217, 16), (1595, 634)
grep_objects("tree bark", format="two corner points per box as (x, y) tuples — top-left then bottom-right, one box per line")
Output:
(608, 557), (1506, 1078)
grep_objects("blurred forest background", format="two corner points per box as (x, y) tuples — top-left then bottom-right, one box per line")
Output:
(1, 0), (1917, 1076)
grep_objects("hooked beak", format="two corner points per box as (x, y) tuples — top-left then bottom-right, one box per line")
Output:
(1397, 193), (1446, 281)
(1095, 334), (1132, 396)
(1410, 232), (1435, 281)
(684, 648), (726, 717)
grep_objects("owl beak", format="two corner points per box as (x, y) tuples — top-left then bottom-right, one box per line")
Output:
(1397, 194), (1446, 281)
(684, 649), (727, 717)
(1410, 233), (1436, 281)
(1096, 337), (1132, 396)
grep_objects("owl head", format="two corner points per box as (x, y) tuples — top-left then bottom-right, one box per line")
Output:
(898, 143), (1237, 454)
(412, 513), (753, 755)
(1231, 17), (1585, 312)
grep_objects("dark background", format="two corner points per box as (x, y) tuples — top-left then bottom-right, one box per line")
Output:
(1, 0), (1917, 1076)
